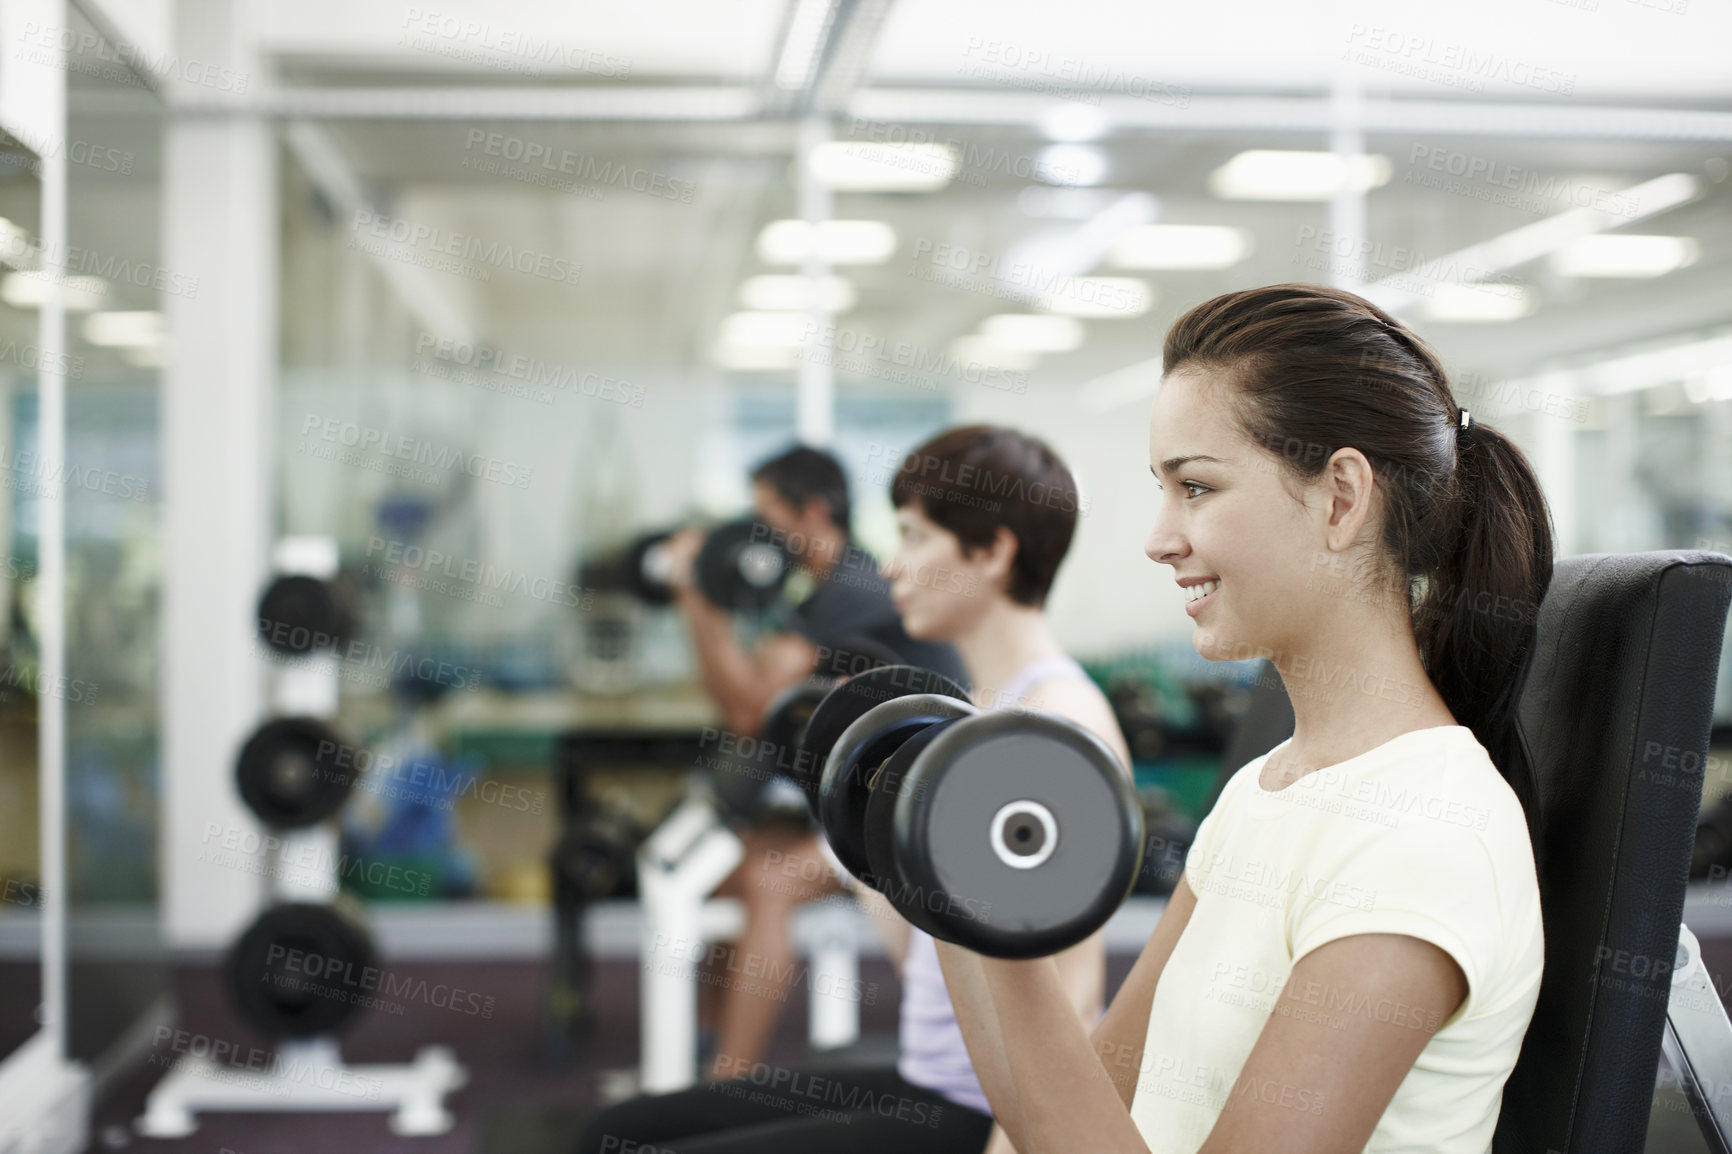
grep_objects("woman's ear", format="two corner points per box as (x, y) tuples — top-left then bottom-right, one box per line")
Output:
(982, 525), (1020, 585)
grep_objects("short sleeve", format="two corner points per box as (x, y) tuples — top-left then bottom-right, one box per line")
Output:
(1288, 820), (1500, 1026)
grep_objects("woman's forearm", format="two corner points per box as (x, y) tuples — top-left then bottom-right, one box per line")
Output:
(980, 955), (1150, 1154)
(933, 942), (1029, 1146)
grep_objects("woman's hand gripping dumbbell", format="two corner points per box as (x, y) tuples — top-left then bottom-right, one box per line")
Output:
(792, 665), (1146, 959)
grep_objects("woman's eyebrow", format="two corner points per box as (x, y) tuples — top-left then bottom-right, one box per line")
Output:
(1151, 454), (1231, 477)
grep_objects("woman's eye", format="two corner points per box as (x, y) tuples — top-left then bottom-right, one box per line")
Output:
(1182, 481), (1209, 499)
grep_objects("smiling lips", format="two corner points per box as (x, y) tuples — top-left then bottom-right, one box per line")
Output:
(1181, 578), (1219, 617)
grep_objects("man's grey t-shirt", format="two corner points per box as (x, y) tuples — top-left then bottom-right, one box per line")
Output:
(770, 538), (969, 690)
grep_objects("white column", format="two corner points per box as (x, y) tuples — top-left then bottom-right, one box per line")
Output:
(1327, 73), (1366, 291)
(160, 0), (277, 949)
(795, 114), (833, 447)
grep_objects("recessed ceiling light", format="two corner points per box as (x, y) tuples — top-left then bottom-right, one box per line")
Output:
(951, 336), (1038, 373)
(717, 311), (814, 349)
(1110, 225), (1253, 269)
(1036, 144), (1108, 187)
(1420, 284), (1536, 323)
(1209, 150), (1390, 201)
(714, 343), (800, 371)
(83, 310), (163, 347)
(757, 219), (898, 265)
(2, 271), (108, 310)
(979, 314), (1085, 352)
(1039, 103), (1111, 144)
(808, 142), (957, 191)
(737, 275), (858, 312)
(1550, 235), (1700, 278)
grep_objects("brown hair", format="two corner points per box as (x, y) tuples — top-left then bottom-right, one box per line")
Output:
(888, 425), (1081, 607)
(1162, 284), (1554, 769)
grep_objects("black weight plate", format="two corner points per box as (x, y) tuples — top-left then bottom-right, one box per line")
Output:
(551, 812), (638, 902)
(797, 665), (972, 808)
(695, 518), (789, 614)
(624, 530), (676, 606)
(819, 694), (978, 882)
(257, 574), (349, 655)
(226, 901), (378, 1038)
(896, 710), (1143, 960)
(862, 716), (969, 939)
(236, 717), (358, 830)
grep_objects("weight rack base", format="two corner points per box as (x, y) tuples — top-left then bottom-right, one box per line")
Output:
(135, 1039), (468, 1138)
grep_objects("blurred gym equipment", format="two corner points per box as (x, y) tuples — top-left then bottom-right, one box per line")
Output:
(585, 518), (793, 615)
(139, 538), (466, 1138)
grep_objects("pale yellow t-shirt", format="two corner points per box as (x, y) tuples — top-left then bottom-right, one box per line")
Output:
(1129, 725), (1544, 1154)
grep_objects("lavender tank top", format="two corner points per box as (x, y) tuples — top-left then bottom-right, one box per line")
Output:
(896, 653), (1093, 1115)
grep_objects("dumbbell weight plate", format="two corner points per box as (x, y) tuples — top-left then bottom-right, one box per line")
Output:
(892, 710), (1143, 960)
(551, 810), (639, 903)
(694, 519), (789, 614)
(862, 715), (972, 939)
(236, 717), (358, 830)
(623, 530), (677, 606)
(226, 900), (378, 1038)
(819, 693), (979, 883)
(796, 664), (972, 808)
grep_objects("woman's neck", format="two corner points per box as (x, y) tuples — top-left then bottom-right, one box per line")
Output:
(953, 598), (1066, 708)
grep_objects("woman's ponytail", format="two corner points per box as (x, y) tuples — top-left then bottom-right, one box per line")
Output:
(1412, 413), (1555, 756)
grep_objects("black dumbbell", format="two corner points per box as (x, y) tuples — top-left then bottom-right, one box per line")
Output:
(603, 518), (792, 614)
(794, 664), (973, 813)
(551, 808), (640, 902)
(802, 670), (1144, 959)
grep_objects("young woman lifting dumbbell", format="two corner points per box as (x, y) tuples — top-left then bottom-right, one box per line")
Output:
(574, 425), (1131, 1154)
(932, 283), (1552, 1154)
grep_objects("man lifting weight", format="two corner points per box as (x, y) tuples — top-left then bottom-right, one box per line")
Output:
(659, 445), (967, 1074)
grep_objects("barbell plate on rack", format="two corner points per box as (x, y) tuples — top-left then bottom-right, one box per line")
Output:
(225, 901), (378, 1038)
(235, 717), (358, 830)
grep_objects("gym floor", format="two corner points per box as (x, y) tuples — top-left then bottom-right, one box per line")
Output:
(81, 945), (1727, 1154)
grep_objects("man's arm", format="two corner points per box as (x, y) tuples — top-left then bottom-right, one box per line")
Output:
(674, 584), (816, 733)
